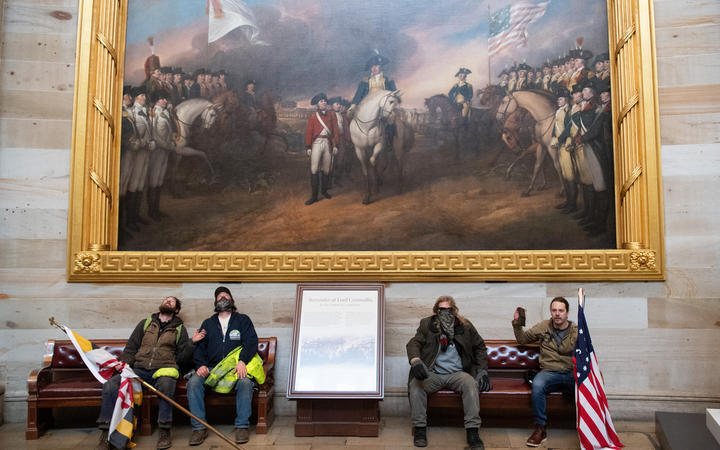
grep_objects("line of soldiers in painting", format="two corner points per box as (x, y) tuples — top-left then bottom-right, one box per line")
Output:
(119, 84), (175, 243)
(118, 55), (262, 243)
(144, 65), (230, 106)
(486, 46), (613, 237)
(496, 51), (610, 96)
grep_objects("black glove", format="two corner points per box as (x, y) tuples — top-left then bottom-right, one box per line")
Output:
(475, 369), (492, 392)
(513, 307), (526, 327)
(410, 360), (429, 380)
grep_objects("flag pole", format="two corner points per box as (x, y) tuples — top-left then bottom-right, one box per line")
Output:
(49, 318), (244, 450)
(138, 378), (244, 450)
(578, 287), (585, 308)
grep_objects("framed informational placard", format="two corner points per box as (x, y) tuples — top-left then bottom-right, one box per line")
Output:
(287, 283), (385, 399)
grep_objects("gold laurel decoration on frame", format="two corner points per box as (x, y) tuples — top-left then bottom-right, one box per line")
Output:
(620, 165), (643, 205)
(629, 251), (656, 271)
(73, 252), (101, 273)
(89, 169), (112, 200)
(92, 97), (115, 136)
(95, 31), (118, 65)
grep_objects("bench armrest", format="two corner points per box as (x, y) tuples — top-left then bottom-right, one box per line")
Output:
(28, 367), (52, 396)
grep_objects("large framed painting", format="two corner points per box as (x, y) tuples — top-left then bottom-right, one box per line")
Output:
(286, 283), (385, 399)
(67, 0), (664, 281)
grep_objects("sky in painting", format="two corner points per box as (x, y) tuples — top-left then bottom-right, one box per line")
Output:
(125, 0), (609, 107)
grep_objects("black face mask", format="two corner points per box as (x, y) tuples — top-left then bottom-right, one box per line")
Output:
(214, 297), (234, 312)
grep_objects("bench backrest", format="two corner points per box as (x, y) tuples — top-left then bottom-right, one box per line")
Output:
(485, 340), (540, 370)
(45, 337), (278, 369)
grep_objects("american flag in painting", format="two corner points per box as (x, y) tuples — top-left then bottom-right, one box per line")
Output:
(488, 1), (550, 57)
(573, 302), (623, 450)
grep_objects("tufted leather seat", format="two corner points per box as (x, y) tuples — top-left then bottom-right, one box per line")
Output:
(27, 337), (276, 440)
(424, 340), (575, 428)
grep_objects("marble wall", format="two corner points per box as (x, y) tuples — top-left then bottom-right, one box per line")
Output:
(1, 0), (719, 425)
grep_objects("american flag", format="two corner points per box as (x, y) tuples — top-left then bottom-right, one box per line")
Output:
(488, 1), (550, 57)
(573, 295), (623, 450)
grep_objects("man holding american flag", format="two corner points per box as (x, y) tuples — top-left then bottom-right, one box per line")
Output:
(512, 297), (578, 447)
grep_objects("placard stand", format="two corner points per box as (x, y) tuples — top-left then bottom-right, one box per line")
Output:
(294, 398), (380, 436)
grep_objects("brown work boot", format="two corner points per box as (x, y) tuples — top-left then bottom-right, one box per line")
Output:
(188, 428), (208, 446)
(526, 423), (547, 447)
(234, 427), (250, 444)
(156, 428), (172, 449)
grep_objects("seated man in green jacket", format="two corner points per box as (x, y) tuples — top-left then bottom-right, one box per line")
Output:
(512, 297), (578, 447)
(95, 296), (194, 450)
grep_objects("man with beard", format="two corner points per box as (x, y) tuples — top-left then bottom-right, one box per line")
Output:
(94, 296), (195, 450)
(406, 296), (490, 449)
(187, 286), (261, 446)
(512, 297), (578, 447)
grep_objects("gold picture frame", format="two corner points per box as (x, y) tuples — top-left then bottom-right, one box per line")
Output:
(67, 0), (664, 282)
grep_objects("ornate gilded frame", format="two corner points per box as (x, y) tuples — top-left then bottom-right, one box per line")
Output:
(67, 0), (664, 282)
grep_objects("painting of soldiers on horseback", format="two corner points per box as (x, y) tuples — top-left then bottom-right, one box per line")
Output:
(117, 0), (616, 252)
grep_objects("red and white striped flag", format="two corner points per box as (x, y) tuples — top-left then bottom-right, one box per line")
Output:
(488, 1), (550, 57)
(62, 326), (142, 449)
(573, 291), (623, 450)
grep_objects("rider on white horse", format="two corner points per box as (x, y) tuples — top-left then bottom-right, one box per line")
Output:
(349, 51), (398, 150)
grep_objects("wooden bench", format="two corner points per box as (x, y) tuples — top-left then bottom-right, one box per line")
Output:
(424, 339), (575, 428)
(26, 337), (276, 439)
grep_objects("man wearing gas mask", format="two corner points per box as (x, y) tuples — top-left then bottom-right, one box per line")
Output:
(187, 286), (259, 446)
(406, 296), (490, 449)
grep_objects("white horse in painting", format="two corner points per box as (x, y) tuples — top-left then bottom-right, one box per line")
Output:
(349, 89), (405, 204)
(497, 90), (561, 197)
(172, 98), (223, 181)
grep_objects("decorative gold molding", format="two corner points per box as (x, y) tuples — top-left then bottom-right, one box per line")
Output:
(620, 165), (643, 205)
(92, 97), (115, 136)
(89, 169), (112, 200)
(629, 251), (656, 271)
(73, 252), (101, 273)
(66, 0), (665, 282)
(95, 31), (118, 64)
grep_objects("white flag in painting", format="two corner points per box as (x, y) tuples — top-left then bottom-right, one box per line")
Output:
(208, 0), (267, 45)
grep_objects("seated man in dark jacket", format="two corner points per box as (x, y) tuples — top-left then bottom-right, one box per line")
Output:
(406, 295), (490, 449)
(95, 296), (193, 450)
(188, 286), (259, 446)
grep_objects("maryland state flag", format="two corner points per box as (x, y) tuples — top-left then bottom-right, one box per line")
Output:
(62, 326), (142, 449)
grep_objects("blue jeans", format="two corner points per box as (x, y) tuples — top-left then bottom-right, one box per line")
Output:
(187, 371), (254, 430)
(97, 368), (176, 428)
(531, 370), (574, 426)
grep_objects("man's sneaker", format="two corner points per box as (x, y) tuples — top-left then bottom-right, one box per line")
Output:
(526, 423), (547, 447)
(188, 428), (208, 446)
(234, 427), (249, 444)
(413, 426), (427, 447)
(156, 427), (172, 450)
(466, 427), (485, 450)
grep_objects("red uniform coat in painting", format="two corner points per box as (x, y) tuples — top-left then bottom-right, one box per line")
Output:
(305, 109), (339, 148)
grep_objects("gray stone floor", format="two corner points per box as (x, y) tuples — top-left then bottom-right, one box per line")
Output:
(0, 417), (659, 449)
